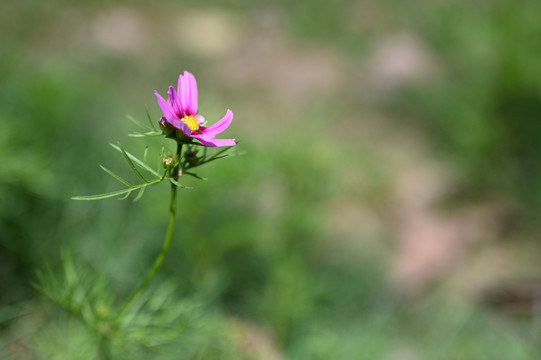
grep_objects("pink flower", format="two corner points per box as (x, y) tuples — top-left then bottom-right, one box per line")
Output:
(155, 71), (236, 147)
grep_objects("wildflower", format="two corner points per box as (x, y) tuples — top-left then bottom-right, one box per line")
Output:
(155, 71), (236, 147)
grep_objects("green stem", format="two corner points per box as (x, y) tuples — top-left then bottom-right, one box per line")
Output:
(98, 333), (112, 360)
(118, 142), (183, 316)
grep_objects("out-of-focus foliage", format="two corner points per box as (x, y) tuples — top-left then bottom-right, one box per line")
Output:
(1, 0), (541, 359)
(34, 253), (238, 359)
(390, 0), (541, 223)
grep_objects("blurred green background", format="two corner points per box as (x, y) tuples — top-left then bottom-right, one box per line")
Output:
(2, 0), (541, 358)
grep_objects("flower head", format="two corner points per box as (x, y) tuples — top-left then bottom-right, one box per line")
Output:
(155, 71), (236, 147)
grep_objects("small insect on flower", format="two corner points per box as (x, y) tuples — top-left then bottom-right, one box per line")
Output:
(155, 71), (236, 147)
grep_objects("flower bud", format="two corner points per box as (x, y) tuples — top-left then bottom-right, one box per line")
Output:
(161, 155), (174, 168)
(184, 149), (200, 166)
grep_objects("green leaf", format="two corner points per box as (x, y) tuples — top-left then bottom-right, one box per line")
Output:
(184, 172), (207, 180)
(188, 154), (230, 169)
(169, 178), (192, 189)
(133, 186), (145, 202)
(111, 143), (161, 179)
(185, 146), (236, 170)
(145, 105), (159, 131)
(118, 191), (132, 201)
(117, 142), (148, 183)
(209, 145), (235, 160)
(128, 131), (163, 138)
(99, 165), (132, 187)
(127, 114), (153, 132)
(72, 180), (161, 201)
(72, 188), (135, 201)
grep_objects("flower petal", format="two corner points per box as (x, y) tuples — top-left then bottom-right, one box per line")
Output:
(167, 118), (192, 136)
(191, 134), (236, 147)
(178, 73), (188, 115)
(184, 71), (198, 115)
(201, 110), (233, 137)
(178, 71), (197, 116)
(155, 90), (177, 120)
(168, 86), (182, 118)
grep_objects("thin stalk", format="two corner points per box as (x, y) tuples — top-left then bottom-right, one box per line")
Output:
(98, 333), (112, 360)
(118, 142), (183, 316)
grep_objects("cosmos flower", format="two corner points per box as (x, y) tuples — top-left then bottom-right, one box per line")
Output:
(155, 71), (236, 147)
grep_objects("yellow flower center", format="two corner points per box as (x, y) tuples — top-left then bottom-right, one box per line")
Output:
(181, 115), (200, 131)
